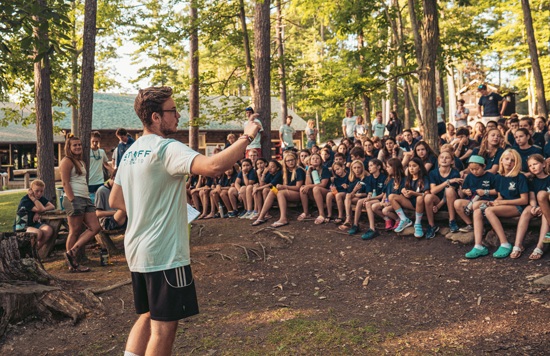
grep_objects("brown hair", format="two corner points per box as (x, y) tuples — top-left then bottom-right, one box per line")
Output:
(64, 136), (83, 175)
(134, 86), (173, 127)
(91, 131), (101, 138)
(30, 179), (45, 188)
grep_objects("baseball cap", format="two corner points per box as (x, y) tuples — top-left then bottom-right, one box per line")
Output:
(477, 84), (487, 91)
(245, 107), (254, 112)
(468, 155), (485, 165)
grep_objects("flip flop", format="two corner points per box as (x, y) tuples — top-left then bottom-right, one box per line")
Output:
(510, 246), (524, 259)
(271, 221), (289, 228)
(529, 247), (544, 260)
(297, 213), (311, 221)
(314, 216), (325, 225)
(338, 222), (351, 231)
(251, 219), (267, 226)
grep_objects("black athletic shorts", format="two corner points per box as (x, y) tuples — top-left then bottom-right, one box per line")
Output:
(131, 265), (199, 321)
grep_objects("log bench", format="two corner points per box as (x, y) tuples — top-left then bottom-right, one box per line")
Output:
(12, 169), (37, 189)
(95, 228), (125, 256)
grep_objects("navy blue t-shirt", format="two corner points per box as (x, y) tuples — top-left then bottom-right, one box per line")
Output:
(532, 132), (545, 148)
(219, 172), (237, 187)
(204, 177), (217, 187)
(16, 195), (50, 228)
(365, 173), (387, 197)
(323, 159), (333, 169)
(263, 171), (283, 186)
(495, 174), (528, 202)
(347, 177), (362, 193)
(308, 166), (332, 188)
(429, 168), (461, 199)
(472, 147), (505, 172)
(237, 169), (258, 184)
(528, 175), (550, 194)
(513, 145), (543, 172)
(420, 155), (438, 172)
(462, 171), (496, 200)
(454, 157), (465, 171)
(385, 177), (406, 196)
(544, 141), (550, 158)
(478, 92), (503, 117)
(407, 176), (430, 193)
(333, 174), (349, 193)
(400, 140), (415, 152)
(286, 167), (306, 186)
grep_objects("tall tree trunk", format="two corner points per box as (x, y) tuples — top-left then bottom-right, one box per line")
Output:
(521, 0), (548, 117)
(357, 31), (371, 136)
(70, 0), (79, 136)
(239, 0), (255, 101)
(403, 81), (410, 129)
(254, 0), (271, 159)
(276, 0), (287, 121)
(189, 0), (199, 151)
(33, 0), (56, 203)
(79, 0), (97, 175)
(446, 66), (457, 126)
(408, 0), (439, 151)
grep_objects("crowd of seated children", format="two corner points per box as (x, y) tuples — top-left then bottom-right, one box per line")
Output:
(193, 114), (550, 261)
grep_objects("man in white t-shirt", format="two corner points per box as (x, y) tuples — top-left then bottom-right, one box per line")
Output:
(88, 131), (112, 196)
(342, 108), (357, 142)
(110, 87), (260, 356)
(279, 115), (295, 151)
(372, 111), (386, 138)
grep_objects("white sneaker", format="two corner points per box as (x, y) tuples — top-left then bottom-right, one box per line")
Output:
(248, 212), (259, 220)
(459, 225), (473, 233)
(239, 211), (252, 219)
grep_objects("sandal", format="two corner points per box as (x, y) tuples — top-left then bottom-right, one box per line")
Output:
(314, 216), (325, 225)
(251, 219), (267, 226)
(333, 218), (343, 224)
(297, 213), (311, 221)
(324, 217), (333, 223)
(510, 246), (524, 259)
(271, 221), (289, 228)
(529, 247), (544, 260)
(64, 250), (78, 270)
(338, 221), (352, 231)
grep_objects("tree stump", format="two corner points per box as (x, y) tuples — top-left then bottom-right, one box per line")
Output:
(95, 229), (124, 256)
(0, 232), (101, 338)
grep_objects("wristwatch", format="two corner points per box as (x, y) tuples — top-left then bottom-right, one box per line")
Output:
(240, 134), (255, 143)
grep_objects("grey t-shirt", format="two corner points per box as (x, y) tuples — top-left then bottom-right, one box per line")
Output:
(279, 124), (295, 147)
(95, 184), (113, 227)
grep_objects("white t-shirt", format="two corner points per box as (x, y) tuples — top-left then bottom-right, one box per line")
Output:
(89, 148), (108, 186)
(115, 134), (199, 273)
(342, 117), (357, 138)
(279, 124), (295, 147)
(372, 119), (385, 138)
(437, 106), (445, 123)
(245, 118), (263, 149)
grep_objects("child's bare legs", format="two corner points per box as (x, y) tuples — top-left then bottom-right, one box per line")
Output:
(199, 189), (210, 217)
(325, 192), (334, 219)
(454, 199), (472, 225)
(353, 198), (368, 226)
(365, 201), (378, 230)
(191, 190), (201, 211)
(424, 194), (441, 226)
(484, 206), (519, 244)
(313, 186), (328, 218)
(536, 191), (550, 242)
(531, 216), (549, 259)
(512, 207), (533, 256)
(273, 190), (301, 225)
(228, 187), (238, 212)
(382, 206), (398, 221)
(445, 188), (458, 222)
(238, 186), (248, 211)
(256, 191), (277, 221)
(344, 195), (359, 224)
(335, 192), (346, 222)
(205, 191), (220, 218)
(245, 185), (255, 212)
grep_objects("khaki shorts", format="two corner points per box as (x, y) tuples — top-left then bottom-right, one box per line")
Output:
(63, 196), (96, 217)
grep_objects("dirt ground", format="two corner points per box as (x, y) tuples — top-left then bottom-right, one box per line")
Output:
(1, 210), (550, 355)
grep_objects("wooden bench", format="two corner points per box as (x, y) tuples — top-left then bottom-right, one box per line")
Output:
(13, 169), (37, 189)
(95, 228), (125, 256)
(38, 210), (68, 259)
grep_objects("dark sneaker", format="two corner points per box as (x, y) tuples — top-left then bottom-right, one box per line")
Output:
(425, 225), (440, 239)
(361, 229), (379, 240)
(449, 220), (459, 233)
(227, 210), (238, 218)
(238, 210), (247, 217)
(348, 225), (360, 235)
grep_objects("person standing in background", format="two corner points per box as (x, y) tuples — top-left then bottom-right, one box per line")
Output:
(279, 115), (295, 152)
(342, 108), (357, 143)
(454, 99), (469, 128)
(89, 131), (112, 197)
(372, 111), (386, 138)
(113, 128), (135, 168)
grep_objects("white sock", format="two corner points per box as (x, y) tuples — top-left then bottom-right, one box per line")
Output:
(124, 352), (141, 356)
(415, 212), (423, 225)
(474, 244), (484, 250)
(501, 242), (511, 249)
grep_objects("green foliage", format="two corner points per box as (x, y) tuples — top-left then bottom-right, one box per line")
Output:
(0, 191), (21, 231)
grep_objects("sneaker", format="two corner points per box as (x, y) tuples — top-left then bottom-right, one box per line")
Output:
(390, 219), (400, 230)
(414, 224), (424, 238)
(227, 210), (238, 218)
(348, 225), (360, 235)
(384, 220), (394, 230)
(361, 229), (379, 240)
(394, 218), (412, 233)
(238, 210), (247, 218)
(459, 225), (473, 233)
(449, 220), (459, 233)
(543, 232), (550, 244)
(239, 211), (252, 219)
(425, 225), (440, 239)
(248, 212), (259, 220)
(465, 246), (489, 259)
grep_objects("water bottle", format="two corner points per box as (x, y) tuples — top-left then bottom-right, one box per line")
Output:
(100, 248), (109, 266)
(311, 170), (321, 184)
(372, 189), (377, 198)
(270, 186), (279, 195)
(218, 202), (225, 218)
(330, 184), (338, 195)
(464, 195), (480, 216)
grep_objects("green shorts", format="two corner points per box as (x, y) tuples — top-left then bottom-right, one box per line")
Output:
(63, 196), (96, 217)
